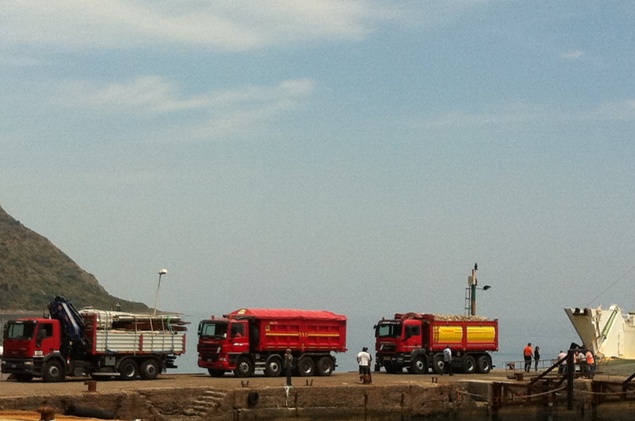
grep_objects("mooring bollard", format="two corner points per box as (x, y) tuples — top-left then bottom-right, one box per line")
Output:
(84, 380), (97, 392)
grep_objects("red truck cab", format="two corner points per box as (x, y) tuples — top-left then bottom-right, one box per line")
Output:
(197, 318), (251, 376)
(2, 318), (64, 382)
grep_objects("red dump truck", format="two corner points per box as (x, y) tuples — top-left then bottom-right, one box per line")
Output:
(1, 296), (187, 382)
(374, 312), (498, 374)
(197, 308), (347, 377)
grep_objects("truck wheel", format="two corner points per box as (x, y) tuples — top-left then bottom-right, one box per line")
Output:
(463, 355), (476, 374)
(297, 356), (315, 376)
(234, 356), (254, 378)
(139, 359), (160, 380)
(14, 374), (34, 382)
(316, 356), (334, 376)
(432, 354), (445, 375)
(42, 359), (65, 382)
(264, 355), (283, 377)
(119, 359), (139, 380)
(208, 369), (226, 377)
(411, 355), (428, 374)
(476, 355), (492, 374)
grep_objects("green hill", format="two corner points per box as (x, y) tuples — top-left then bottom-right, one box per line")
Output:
(0, 205), (148, 312)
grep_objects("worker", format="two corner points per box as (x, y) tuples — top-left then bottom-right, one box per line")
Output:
(585, 350), (595, 374)
(523, 343), (533, 372)
(357, 347), (372, 383)
(443, 346), (453, 376)
(284, 349), (294, 386)
(557, 350), (567, 374)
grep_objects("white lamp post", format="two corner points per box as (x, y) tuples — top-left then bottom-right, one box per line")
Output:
(153, 268), (168, 316)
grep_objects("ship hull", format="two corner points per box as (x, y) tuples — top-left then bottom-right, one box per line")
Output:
(565, 305), (635, 359)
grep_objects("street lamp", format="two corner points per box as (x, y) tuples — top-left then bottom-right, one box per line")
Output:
(466, 263), (491, 315)
(153, 268), (168, 316)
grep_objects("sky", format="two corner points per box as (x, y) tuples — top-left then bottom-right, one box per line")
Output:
(1, 1), (634, 365)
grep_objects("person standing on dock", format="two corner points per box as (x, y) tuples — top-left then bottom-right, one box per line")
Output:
(585, 350), (595, 374)
(284, 349), (294, 386)
(557, 350), (567, 374)
(523, 343), (533, 372)
(357, 347), (372, 383)
(443, 346), (453, 376)
(534, 346), (540, 371)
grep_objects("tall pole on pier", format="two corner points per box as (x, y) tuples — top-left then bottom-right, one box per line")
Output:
(469, 263), (478, 316)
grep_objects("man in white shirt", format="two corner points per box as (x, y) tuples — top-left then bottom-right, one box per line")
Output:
(357, 346), (372, 383)
(443, 346), (453, 376)
(557, 350), (567, 374)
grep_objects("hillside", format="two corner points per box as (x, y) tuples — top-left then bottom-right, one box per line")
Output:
(0, 205), (149, 312)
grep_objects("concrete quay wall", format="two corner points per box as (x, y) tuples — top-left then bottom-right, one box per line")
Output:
(0, 383), (484, 421)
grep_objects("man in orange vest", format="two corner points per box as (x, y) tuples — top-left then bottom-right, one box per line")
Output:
(585, 350), (595, 374)
(523, 343), (533, 372)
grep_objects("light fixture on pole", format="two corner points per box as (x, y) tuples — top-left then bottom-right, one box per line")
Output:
(466, 263), (491, 315)
(153, 268), (168, 316)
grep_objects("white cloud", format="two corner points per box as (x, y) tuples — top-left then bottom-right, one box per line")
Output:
(413, 99), (635, 130)
(0, 1), (493, 51)
(57, 77), (211, 113)
(592, 100), (635, 121)
(560, 50), (586, 60)
(0, 53), (41, 67)
(0, 0), (377, 51)
(56, 76), (314, 113)
(51, 76), (315, 141)
(413, 103), (545, 130)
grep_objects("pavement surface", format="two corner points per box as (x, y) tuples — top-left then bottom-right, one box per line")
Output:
(1, 359), (634, 397)
(0, 370), (512, 397)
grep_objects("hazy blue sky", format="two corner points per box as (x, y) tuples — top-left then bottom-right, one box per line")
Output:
(1, 1), (634, 355)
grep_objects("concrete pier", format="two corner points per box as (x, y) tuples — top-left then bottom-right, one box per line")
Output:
(2, 370), (635, 420)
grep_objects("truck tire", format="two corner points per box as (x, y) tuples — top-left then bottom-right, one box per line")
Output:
(234, 356), (254, 378)
(297, 356), (315, 376)
(476, 355), (492, 374)
(411, 355), (428, 374)
(139, 359), (160, 380)
(264, 355), (283, 377)
(119, 359), (139, 380)
(208, 369), (226, 377)
(432, 354), (445, 375)
(462, 355), (476, 374)
(42, 359), (65, 382)
(316, 356), (334, 376)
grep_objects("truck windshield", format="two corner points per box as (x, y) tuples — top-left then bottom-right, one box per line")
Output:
(376, 322), (402, 338)
(198, 321), (228, 338)
(4, 321), (36, 340)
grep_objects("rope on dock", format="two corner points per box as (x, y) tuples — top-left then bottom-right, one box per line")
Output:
(575, 388), (635, 397)
(455, 386), (567, 401)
